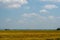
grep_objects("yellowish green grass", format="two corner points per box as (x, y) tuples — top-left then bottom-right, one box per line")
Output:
(0, 30), (60, 40)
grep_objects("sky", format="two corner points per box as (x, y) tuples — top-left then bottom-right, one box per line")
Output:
(0, 0), (60, 29)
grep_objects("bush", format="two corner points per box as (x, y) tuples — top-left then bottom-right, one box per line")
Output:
(57, 28), (60, 30)
(5, 29), (10, 30)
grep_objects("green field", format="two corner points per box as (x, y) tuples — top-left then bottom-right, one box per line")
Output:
(0, 30), (60, 40)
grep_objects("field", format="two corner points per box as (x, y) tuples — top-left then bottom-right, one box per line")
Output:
(0, 30), (60, 40)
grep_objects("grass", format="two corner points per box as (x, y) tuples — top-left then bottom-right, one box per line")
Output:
(0, 30), (60, 40)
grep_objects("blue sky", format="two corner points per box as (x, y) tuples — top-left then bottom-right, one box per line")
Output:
(0, 0), (60, 29)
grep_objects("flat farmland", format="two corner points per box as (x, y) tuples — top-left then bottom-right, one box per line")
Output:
(0, 30), (60, 40)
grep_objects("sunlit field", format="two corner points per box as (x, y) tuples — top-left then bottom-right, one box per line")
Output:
(0, 30), (60, 40)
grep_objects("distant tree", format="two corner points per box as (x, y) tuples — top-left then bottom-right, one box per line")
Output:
(57, 28), (60, 30)
(5, 29), (10, 30)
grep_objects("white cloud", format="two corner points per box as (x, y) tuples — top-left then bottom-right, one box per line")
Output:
(7, 3), (21, 8)
(22, 13), (47, 22)
(5, 18), (12, 22)
(44, 4), (58, 9)
(0, 0), (28, 4)
(26, 6), (30, 9)
(22, 13), (37, 17)
(0, 0), (28, 8)
(40, 0), (60, 2)
(18, 20), (25, 24)
(48, 16), (54, 20)
(40, 9), (49, 14)
(54, 16), (60, 19)
(20, 13), (59, 29)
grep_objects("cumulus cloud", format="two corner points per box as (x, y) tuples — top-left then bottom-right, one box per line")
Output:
(40, 9), (49, 14)
(0, 0), (28, 8)
(7, 3), (21, 8)
(22, 13), (37, 17)
(40, 0), (60, 2)
(5, 18), (12, 22)
(44, 4), (58, 9)
(18, 20), (25, 24)
(48, 16), (54, 20)
(26, 6), (30, 9)
(22, 13), (47, 21)
(22, 13), (60, 22)
(56, 17), (60, 18)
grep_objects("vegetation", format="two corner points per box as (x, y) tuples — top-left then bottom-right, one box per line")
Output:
(57, 28), (60, 30)
(0, 30), (60, 40)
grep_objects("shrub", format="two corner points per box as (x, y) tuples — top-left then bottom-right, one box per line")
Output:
(57, 28), (60, 30)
